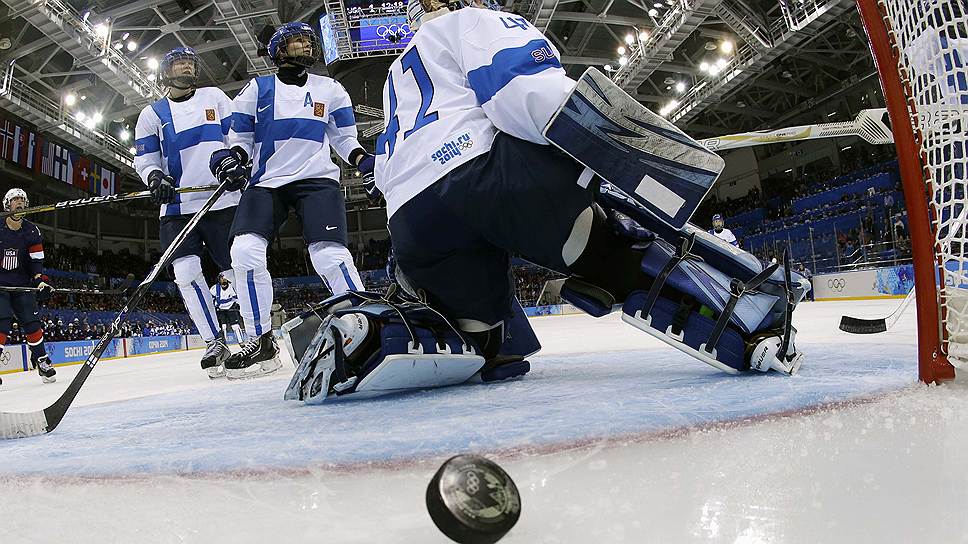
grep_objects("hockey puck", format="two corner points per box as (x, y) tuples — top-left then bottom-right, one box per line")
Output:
(426, 454), (521, 544)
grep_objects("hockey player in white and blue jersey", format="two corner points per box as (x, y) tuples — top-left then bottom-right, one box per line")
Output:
(209, 22), (372, 379)
(134, 47), (241, 379)
(211, 273), (247, 345)
(710, 214), (738, 246)
(362, 0), (809, 388)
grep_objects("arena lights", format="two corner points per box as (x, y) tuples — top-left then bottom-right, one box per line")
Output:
(659, 100), (679, 116)
(624, 34), (635, 45)
(618, 56), (628, 66)
(93, 24), (109, 38)
(64, 93), (77, 106)
(92, 112), (103, 124)
(638, 31), (649, 41)
(147, 58), (158, 70)
(675, 82), (686, 92)
(83, 117), (96, 130)
(75, 111), (86, 121)
(604, 64), (613, 72)
(127, 41), (138, 52)
(721, 40), (734, 54)
(119, 129), (130, 141)
(129, 146), (137, 155)
(648, 8), (658, 16)
(617, 46), (626, 55)
(147, 73), (156, 81)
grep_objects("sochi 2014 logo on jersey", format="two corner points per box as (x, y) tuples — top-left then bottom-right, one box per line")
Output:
(430, 131), (474, 166)
(2, 248), (17, 270)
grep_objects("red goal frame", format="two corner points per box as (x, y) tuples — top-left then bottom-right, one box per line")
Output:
(856, 0), (956, 383)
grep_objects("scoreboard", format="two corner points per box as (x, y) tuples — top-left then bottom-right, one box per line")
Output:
(319, 0), (415, 64)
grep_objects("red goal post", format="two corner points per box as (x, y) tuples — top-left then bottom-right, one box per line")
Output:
(856, 0), (964, 383)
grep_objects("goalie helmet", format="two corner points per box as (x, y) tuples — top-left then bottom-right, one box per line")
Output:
(407, 0), (501, 30)
(3, 188), (28, 212)
(159, 47), (199, 90)
(267, 22), (321, 68)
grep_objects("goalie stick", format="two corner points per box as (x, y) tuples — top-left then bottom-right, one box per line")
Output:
(0, 184), (218, 219)
(0, 179), (231, 440)
(838, 288), (915, 334)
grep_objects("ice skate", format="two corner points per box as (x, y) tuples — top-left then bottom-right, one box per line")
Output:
(34, 354), (56, 384)
(200, 335), (230, 379)
(224, 332), (282, 380)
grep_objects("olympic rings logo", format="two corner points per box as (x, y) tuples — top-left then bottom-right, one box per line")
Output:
(458, 141), (473, 150)
(827, 278), (846, 291)
(376, 24), (412, 38)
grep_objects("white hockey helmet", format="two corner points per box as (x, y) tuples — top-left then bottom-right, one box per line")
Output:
(407, 0), (500, 30)
(3, 188), (28, 212)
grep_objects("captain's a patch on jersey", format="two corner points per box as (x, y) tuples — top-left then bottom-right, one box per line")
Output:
(313, 102), (326, 118)
(205, 108), (217, 121)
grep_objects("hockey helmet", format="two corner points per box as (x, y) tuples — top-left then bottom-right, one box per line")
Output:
(407, 0), (500, 30)
(160, 47), (199, 90)
(267, 22), (321, 68)
(3, 188), (28, 213)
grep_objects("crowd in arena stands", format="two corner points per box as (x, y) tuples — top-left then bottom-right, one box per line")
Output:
(4, 315), (193, 345)
(46, 245), (154, 280)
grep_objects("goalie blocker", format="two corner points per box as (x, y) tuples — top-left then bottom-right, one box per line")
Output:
(281, 289), (538, 403)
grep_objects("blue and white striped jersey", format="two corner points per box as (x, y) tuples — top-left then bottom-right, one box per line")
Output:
(134, 87), (242, 217)
(210, 282), (238, 310)
(228, 74), (363, 188)
(374, 8), (575, 217)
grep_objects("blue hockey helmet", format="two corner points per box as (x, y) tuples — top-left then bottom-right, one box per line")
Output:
(159, 47), (199, 90)
(267, 22), (321, 68)
(407, 0), (501, 30)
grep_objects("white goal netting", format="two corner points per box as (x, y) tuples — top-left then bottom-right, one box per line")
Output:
(874, 0), (968, 365)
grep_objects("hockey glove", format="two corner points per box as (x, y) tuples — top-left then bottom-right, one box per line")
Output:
(32, 274), (53, 301)
(209, 147), (249, 192)
(355, 152), (383, 205)
(146, 170), (177, 205)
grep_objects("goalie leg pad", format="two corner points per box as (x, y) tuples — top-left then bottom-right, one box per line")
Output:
(621, 236), (804, 374)
(283, 293), (485, 404)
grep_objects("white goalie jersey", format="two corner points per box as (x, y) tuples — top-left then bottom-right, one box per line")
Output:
(374, 8), (575, 217)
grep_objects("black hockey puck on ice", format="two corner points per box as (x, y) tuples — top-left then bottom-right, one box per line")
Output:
(426, 454), (521, 544)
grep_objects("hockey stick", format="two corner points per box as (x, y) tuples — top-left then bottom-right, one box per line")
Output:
(0, 185), (219, 219)
(700, 109), (893, 151)
(0, 179), (231, 439)
(0, 286), (117, 295)
(838, 288), (916, 334)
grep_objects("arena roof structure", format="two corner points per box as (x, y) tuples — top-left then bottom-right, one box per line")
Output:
(0, 0), (884, 178)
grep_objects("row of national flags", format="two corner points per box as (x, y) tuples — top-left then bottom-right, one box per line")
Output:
(0, 116), (117, 196)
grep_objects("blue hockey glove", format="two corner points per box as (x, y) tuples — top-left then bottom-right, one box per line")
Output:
(146, 170), (177, 205)
(209, 147), (248, 191)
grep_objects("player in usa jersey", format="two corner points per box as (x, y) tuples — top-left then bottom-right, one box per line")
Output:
(134, 47), (242, 379)
(209, 22), (372, 378)
(0, 189), (57, 385)
(367, 0), (808, 387)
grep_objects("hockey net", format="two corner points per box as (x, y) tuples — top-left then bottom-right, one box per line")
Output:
(857, 0), (966, 382)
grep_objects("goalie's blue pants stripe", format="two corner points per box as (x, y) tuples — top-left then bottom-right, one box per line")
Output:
(390, 132), (594, 326)
(339, 262), (358, 291)
(190, 280), (219, 338)
(247, 269), (262, 336)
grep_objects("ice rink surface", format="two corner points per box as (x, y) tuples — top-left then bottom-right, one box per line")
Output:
(2, 298), (966, 543)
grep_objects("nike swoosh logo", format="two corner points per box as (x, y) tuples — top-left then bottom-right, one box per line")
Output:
(325, 226), (337, 230)
(161, 122), (171, 129)
(258, 105), (271, 112)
